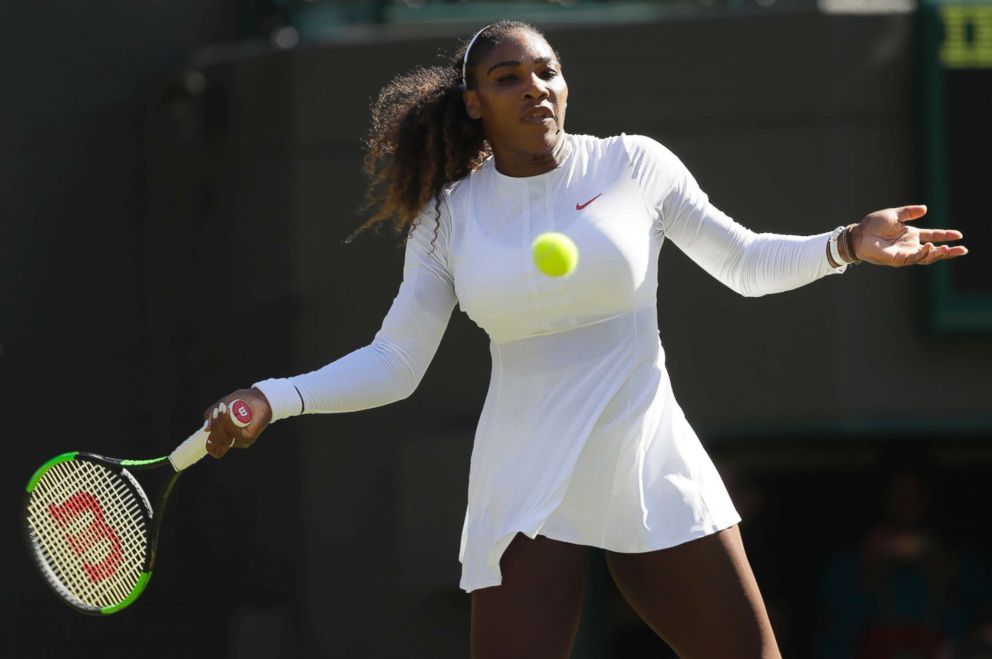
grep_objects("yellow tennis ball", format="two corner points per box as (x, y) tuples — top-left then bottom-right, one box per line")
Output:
(532, 232), (579, 277)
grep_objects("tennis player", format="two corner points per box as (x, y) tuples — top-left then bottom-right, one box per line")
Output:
(202, 22), (967, 658)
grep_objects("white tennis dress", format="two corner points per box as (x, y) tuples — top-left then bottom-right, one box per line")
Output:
(254, 133), (846, 592)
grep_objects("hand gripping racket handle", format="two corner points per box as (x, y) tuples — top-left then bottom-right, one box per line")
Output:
(168, 400), (253, 471)
(168, 425), (210, 471)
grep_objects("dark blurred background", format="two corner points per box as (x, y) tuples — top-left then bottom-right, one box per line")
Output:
(3, 0), (990, 657)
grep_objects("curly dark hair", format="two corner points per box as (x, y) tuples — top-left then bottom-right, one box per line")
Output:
(347, 20), (548, 243)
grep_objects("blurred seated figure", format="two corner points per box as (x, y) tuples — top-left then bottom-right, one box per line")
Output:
(815, 461), (990, 659)
(938, 614), (992, 659)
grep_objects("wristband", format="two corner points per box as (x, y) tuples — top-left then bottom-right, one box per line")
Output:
(828, 226), (847, 269)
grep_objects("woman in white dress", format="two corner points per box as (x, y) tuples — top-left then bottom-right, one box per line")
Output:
(200, 21), (967, 658)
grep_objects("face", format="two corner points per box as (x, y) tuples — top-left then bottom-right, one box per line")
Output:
(463, 30), (568, 166)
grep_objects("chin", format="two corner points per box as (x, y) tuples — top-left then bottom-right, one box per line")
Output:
(537, 125), (563, 145)
(547, 127), (566, 148)
(510, 126), (564, 159)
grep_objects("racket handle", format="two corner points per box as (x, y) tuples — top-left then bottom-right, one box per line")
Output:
(168, 424), (209, 471)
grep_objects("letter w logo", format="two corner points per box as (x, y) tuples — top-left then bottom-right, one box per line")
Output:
(49, 491), (125, 584)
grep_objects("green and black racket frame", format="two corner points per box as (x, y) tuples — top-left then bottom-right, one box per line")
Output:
(22, 399), (253, 615)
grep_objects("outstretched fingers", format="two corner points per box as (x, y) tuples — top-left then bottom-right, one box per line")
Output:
(859, 204), (968, 267)
(918, 228), (964, 243)
(918, 243), (969, 265)
(897, 205), (928, 223)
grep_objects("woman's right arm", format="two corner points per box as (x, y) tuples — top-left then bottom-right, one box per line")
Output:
(204, 202), (457, 457)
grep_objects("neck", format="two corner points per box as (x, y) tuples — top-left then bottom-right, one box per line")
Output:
(492, 131), (568, 178)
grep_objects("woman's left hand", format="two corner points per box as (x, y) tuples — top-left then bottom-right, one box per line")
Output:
(850, 205), (968, 267)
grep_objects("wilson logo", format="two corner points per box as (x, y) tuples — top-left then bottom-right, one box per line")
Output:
(233, 400), (252, 422)
(49, 491), (124, 583)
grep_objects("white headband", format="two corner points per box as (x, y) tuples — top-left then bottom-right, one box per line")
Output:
(461, 25), (493, 89)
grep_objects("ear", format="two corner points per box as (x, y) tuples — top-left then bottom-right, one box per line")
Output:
(463, 89), (481, 120)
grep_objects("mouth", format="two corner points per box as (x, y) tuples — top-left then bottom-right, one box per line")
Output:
(522, 105), (555, 125)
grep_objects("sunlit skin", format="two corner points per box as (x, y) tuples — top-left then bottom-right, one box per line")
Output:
(462, 30), (568, 178)
(848, 205), (967, 267)
(199, 30), (968, 460)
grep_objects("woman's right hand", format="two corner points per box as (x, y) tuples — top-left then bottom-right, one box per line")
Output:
(203, 387), (273, 458)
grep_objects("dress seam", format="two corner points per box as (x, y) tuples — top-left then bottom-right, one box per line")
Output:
(599, 310), (646, 544)
(545, 174), (578, 330)
(477, 342), (504, 528)
(621, 134), (664, 238)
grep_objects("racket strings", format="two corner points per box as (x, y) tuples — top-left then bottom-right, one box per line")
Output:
(26, 460), (149, 610)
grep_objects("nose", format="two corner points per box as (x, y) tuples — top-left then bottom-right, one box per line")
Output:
(522, 72), (549, 100)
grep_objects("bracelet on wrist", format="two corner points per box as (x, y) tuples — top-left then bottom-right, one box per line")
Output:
(843, 223), (862, 265)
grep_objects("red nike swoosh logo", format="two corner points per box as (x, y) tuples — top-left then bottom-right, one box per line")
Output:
(575, 193), (602, 211)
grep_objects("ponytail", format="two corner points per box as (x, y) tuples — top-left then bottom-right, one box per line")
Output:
(350, 64), (486, 242)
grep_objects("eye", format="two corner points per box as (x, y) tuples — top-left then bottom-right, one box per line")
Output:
(540, 69), (559, 80)
(496, 74), (519, 84)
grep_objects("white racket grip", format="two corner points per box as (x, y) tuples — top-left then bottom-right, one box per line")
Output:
(168, 424), (210, 471)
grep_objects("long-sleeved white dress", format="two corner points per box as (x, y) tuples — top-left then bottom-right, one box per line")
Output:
(254, 133), (846, 592)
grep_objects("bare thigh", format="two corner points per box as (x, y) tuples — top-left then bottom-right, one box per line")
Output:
(605, 525), (781, 659)
(471, 534), (589, 659)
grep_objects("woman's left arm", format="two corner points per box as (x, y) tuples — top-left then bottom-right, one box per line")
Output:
(845, 204), (967, 267)
(624, 135), (968, 296)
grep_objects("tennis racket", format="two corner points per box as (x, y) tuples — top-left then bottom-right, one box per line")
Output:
(22, 398), (254, 615)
